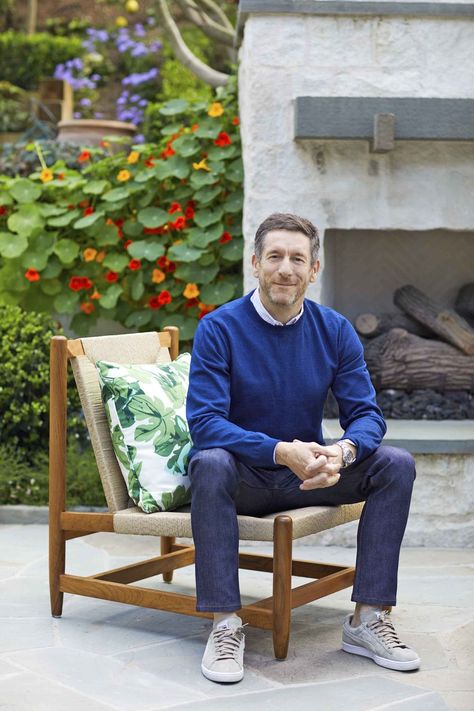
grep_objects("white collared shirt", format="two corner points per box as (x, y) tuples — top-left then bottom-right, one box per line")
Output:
(250, 288), (304, 326)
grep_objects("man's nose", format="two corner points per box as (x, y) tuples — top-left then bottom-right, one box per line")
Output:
(278, 258), (293, 276)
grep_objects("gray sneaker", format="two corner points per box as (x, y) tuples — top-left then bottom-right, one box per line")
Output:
(342, 609), (421, 671)
(201, 617), (246, 683)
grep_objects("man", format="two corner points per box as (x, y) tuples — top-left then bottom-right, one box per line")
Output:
(186, 213), (420, 683)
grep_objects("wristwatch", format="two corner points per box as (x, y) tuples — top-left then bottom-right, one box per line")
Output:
(336, 440), (356, 468)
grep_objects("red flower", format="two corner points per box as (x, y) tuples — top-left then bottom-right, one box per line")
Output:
(185, 297), (199, 308)
(170, 216), (186, 231)
(78, 200), (89, 208)
(69, 276), (92, 291)
(78, 151), (91, 162)
(145, 156), (155, 168)
(161, 143), (175, 159)
(128, 259), (141, 270)
(149, 296), (161, 309)
(158, 290), (172, 306)
(168, 202), (182, 214)
(191, 123), (199, 132)
(115, 218), (125, 227)
(232, 117), (240, 126)
(83, 206), (94, 216)
(0, 206), (8, 216)
(57, 172), (65, 180)
(214, 131), (232, 147)
(144, 226), (164, 235)
(184, 206), (195, 220)
(219, 232), (232, 244)
(106, 271), (119, 282)
(124, 240), (133, 249)
(167, 260), (176, 273)
(24, 268), (40, 282)
(80, 302), (95, 315)
(67, 204), (75, 210)
(156, 256), (176, 272)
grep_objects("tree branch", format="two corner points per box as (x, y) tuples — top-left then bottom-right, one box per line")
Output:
(178, 0), (236, 48)
(155, 0), (230, 87)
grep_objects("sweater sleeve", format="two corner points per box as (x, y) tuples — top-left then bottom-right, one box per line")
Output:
(186, 317), (280, 467)
(331, 318), (386, 462)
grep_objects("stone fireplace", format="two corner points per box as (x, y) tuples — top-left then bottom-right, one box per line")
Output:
(237, 0), (474, 545)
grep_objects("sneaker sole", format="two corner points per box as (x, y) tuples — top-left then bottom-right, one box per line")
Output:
(201, 663), (244, 683)
(342, 641), (421, 671)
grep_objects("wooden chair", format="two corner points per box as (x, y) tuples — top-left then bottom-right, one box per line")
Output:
(49, 327), (363, 659)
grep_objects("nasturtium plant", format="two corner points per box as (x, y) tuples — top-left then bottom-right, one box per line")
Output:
(0, 79), (242, 341)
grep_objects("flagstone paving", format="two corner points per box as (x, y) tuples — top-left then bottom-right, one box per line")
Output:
(0, 524), (472, 711)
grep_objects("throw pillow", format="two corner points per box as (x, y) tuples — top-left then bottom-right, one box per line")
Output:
(96, 353), (192, 513)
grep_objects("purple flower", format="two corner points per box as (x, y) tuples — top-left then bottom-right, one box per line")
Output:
(134, 23), (146, 37)
(91, 73), (101, 82)
(94, 112), (105, 119)
(73, 111), (82, 119)
(134, 133), (145, 143)
(79, 97), (92, 107)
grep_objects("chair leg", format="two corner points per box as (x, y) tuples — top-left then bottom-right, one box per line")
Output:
(272, 515), (293, 660)
(161, 536), (176, 583)
(49, 525), (65, 617)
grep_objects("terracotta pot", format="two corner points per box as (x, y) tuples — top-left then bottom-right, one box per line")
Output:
(56, 119), (137, 147)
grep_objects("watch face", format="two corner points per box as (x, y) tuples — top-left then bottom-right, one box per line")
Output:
(345, 450), (356, 465)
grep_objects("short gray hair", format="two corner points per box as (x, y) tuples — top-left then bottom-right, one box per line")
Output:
(254, 213), (320, 264)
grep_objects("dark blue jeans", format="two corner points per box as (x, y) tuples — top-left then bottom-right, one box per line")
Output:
(188, 446), (416, 612)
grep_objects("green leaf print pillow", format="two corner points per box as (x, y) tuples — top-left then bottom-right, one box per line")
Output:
(96, 353), (192, 513)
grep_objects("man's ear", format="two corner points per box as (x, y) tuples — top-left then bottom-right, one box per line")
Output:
(251, 253), (259, 278)
(309, 259), (321, 283)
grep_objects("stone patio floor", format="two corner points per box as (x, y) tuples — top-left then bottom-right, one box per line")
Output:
(0, 524), (473, 711)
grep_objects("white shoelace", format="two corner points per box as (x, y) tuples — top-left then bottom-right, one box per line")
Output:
(367, 611), (408, 650)
(213, 624), (247, 660)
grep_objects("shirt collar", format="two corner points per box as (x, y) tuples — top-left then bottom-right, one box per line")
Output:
(250, 288), (304, 327)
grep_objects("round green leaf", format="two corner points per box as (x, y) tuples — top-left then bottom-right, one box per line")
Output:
(155, 156), (190, 180)
(188, 223), (223, 248)
(54, 239), (80, 263)
(0, 231), (28, 258)
(220, 237), (244, 262)
(193, 207), (224, 228)
(10, 179), (42, 204)
(195, 119), (221, 140)
(174, 263), (219, 285)
(128, 240), (165, 261)
(199, 281), (235, 305)
(125, 310), (152, 328)
(40, 204), (68, 218)
(94, 224), (120, 247)
(21, 248), (49, 270)
(73, 212), (103, 229)
(137, 207), (169, 228)
(48, 209), (80, 227)
(172, 135), (199, 158)
(40, 278), (62, 295)
(123, 219), (144, 237)
(99, 284), (123, 309)
(54, 290), (80, 314)
(166, 243), (204, 262)
(102, 253), (129, 272)
(130, 272), (145, 301)
(34, 232), (56, 254)
(194, 185), (222, 205)
(223, 191), (243, 213)
(83, 180), (110, 195)
(160, 122), (182, 136)
(102, 187), (130, 202)
(159, 99), (189, 116)
(134, 170), (155, 183)
(7, 204), (44, 237)
(190, 171), (218, 189)
(0, 192), (14, 206)
(161, 314), (198, 341)
(41, 256), (63, 279)
(227, 159), (244, 183)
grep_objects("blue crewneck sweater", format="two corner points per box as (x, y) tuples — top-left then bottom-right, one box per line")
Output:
(186, 291), (386, 467)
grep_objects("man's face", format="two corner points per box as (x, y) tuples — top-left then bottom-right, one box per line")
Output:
(252, 229), (320, 310)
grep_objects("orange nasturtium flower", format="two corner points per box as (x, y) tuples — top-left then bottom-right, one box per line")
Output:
(83, 248), (98, 262)
(78, 151), (91, 162)
(25, 268), (40, 282)
(192, 158), (211, 172)
(151, 268), (166, 284)
(91, 289), (102, 300)
(117, 170), (131, 182)
(183, 283), (200, 299)
(80, 302), (95, 314)
(208, 102), (224, 118)
(40, 168), (54, 183)
(127, 151), (140, 164)
(96, 250), (106, 263)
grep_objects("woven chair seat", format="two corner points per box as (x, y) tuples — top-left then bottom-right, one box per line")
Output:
(113, 502), (364, 541)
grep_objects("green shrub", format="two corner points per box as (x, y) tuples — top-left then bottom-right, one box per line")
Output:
(0, 441), (106, 507)
(0, 31), (83, 90)
(0, 304), (87, 461)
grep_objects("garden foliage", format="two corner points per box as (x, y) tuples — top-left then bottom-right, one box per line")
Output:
(0, 77), (243, 341)
(0, 31), (83, 90)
